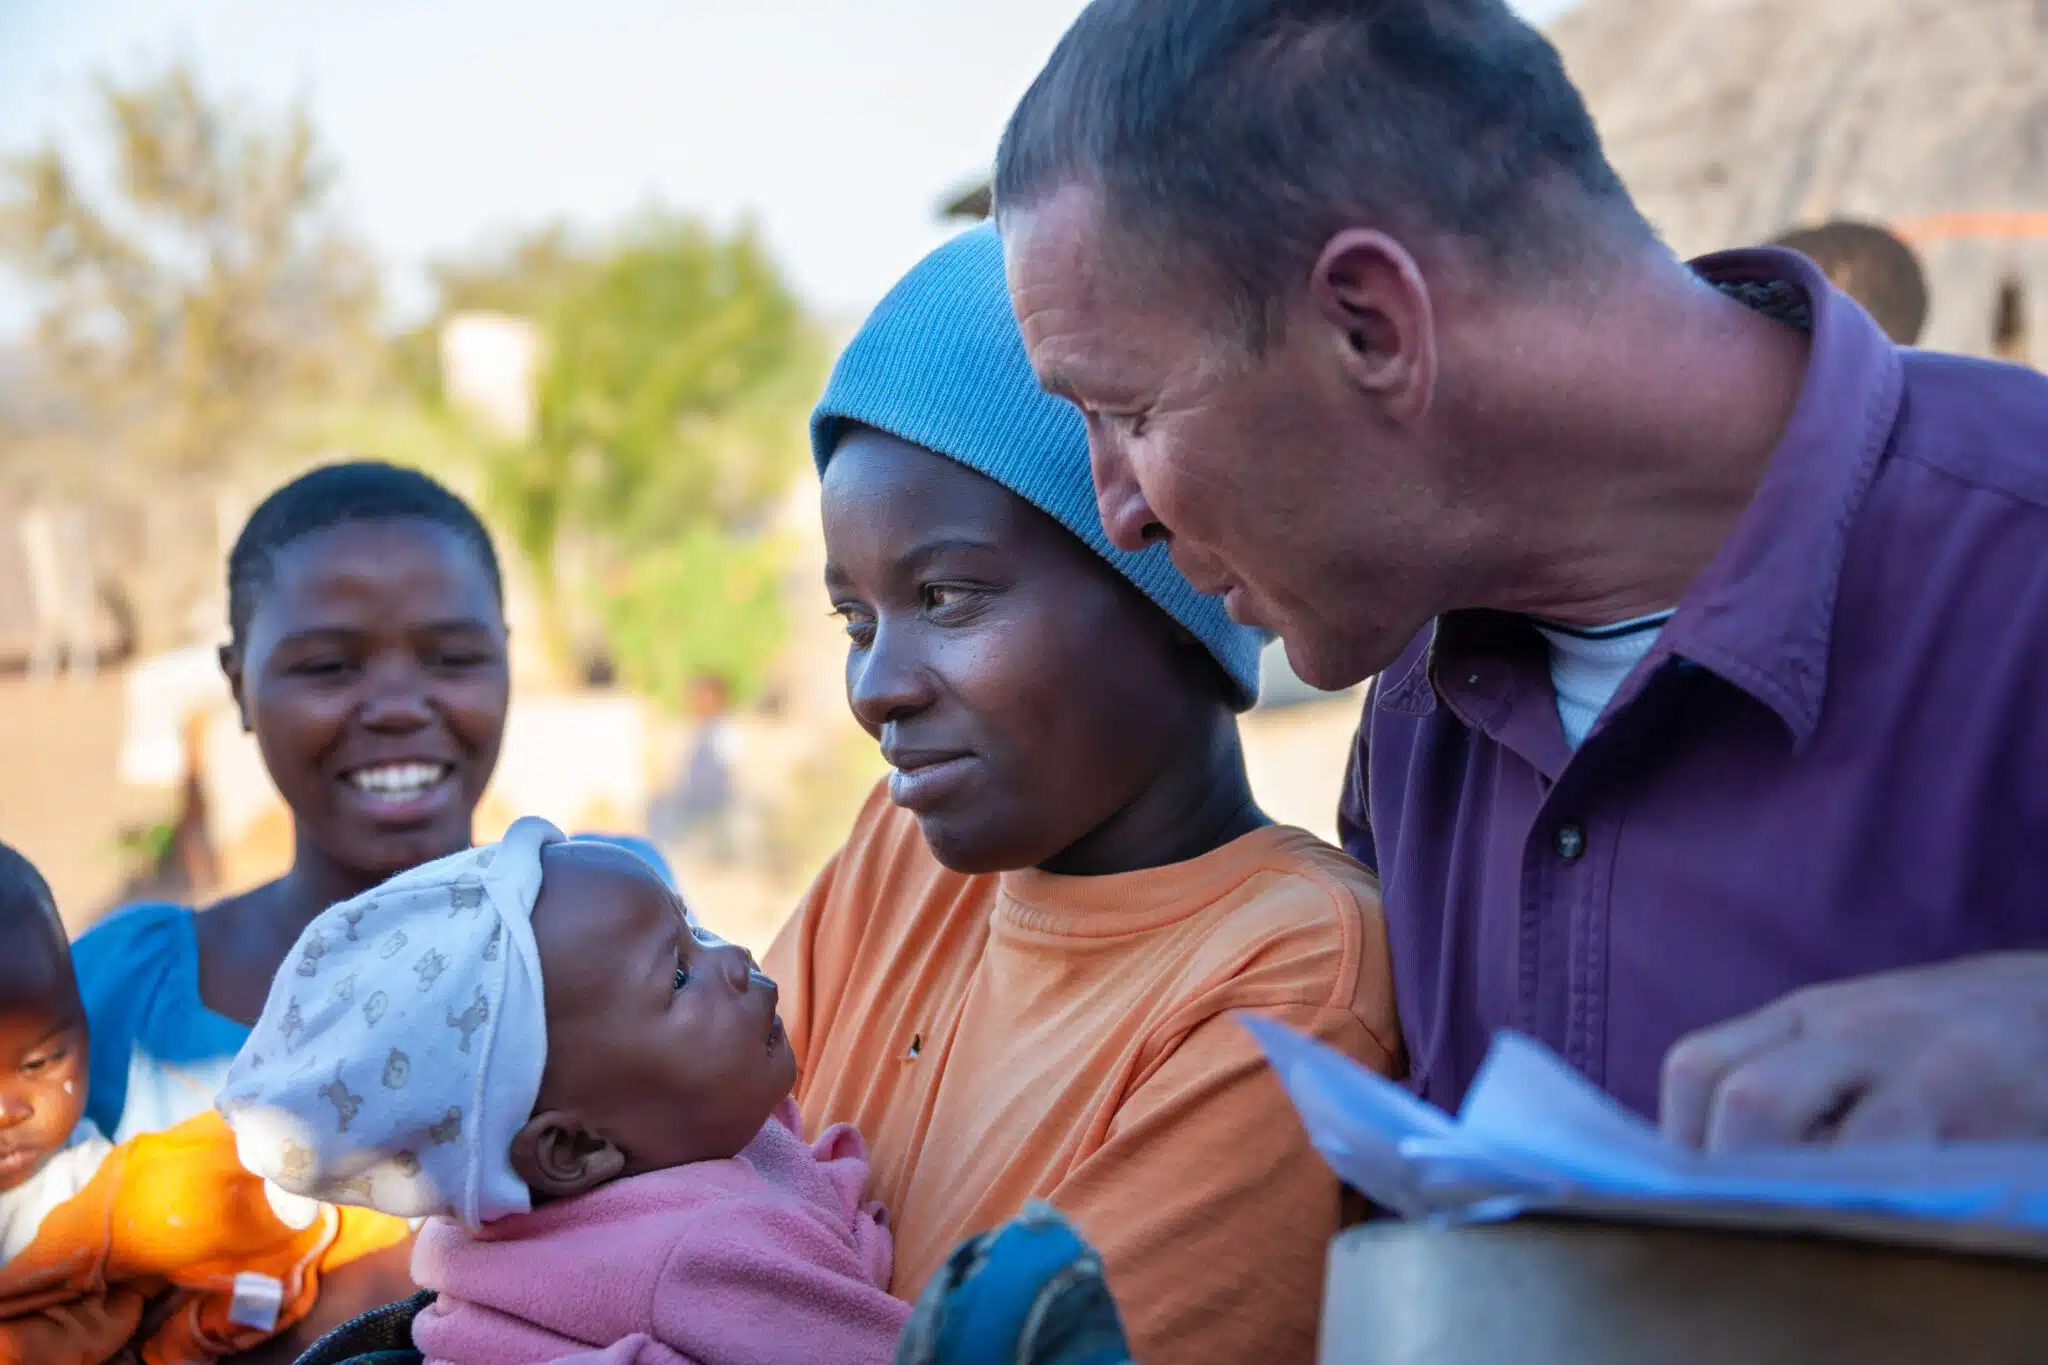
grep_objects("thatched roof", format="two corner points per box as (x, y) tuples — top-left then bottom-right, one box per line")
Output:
(1548, 0), (2048, 255)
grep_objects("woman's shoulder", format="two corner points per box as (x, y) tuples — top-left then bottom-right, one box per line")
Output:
(1205, 824), (1382, 934)
(1175, 825), (1394, 1035)
(824, 778), (979, 905)
(70, 900), (197, 994)
(784, 779), (993, 967)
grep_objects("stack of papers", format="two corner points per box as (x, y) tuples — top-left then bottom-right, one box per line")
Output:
(1242, 1016), (2048, 1259)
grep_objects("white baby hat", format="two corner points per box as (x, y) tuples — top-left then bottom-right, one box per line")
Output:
(220, 817), (560, 1231)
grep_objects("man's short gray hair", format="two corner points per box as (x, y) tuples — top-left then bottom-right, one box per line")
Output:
(994, 0), (1644, 348)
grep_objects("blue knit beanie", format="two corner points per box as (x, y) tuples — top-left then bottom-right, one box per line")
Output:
(810, 223), (1266, 709)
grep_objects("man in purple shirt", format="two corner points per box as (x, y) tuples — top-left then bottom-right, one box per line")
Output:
(993, 0), (2048, 1148)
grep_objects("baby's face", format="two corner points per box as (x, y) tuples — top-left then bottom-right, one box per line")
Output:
(0, 972), (88, 1193)
(528, 843), (796, 1179)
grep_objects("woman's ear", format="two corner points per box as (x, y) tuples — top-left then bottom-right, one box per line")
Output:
(510, 1111), (626, 1201)
(218, 644), (252, 733)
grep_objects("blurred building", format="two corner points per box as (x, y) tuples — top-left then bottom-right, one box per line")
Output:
(441, 312), (543, 440)
(1553, 0), (2047, 363)
(941, 0), (2047, 366)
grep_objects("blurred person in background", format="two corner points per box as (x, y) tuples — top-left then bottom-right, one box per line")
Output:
(652, 673), (742, 864)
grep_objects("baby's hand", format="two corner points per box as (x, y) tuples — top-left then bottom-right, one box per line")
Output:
(0, 1285), (150, 1365)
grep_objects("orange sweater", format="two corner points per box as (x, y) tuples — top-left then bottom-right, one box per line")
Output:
(764, 783), (1400, 1365)
(0, 1110), (411, 1365)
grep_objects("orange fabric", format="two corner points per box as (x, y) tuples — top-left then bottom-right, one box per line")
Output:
(0, 1110), (411, 1365)
(764, 782), (1401, 1365)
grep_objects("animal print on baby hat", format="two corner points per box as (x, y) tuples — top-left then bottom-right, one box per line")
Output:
(219, 817), (560, 1231)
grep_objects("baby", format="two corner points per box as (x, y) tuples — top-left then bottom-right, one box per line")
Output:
(220, 818), (908, 1365)
(0, 841), (407, 1364)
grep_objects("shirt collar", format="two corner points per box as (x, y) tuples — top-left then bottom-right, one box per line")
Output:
(1659, 247), (1903, 750)
(1390, 248), (1902, 751)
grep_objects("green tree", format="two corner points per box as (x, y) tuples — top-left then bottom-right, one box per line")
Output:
(0, 62), (381, 653)
(0, 63), (380, 477)
(478, 213), (824, 702)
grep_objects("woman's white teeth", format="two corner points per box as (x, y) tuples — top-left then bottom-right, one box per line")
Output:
(349, 763), (449, 796)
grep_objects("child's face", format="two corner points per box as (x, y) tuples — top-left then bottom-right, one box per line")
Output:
(0, 957), (88, 1194)
(822, 429), (1223, 873)
(519, 843), (795, 1189)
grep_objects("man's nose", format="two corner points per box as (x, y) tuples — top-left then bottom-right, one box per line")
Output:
(1089, 429), (1166, 553)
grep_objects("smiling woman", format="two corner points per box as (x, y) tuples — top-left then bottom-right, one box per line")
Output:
(68, 463), (513, 1153)
(68, 464), (673, 1160)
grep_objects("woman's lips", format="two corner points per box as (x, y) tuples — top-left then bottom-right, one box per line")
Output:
(337, 761), (460, 825)
(886, 754), (977, 812)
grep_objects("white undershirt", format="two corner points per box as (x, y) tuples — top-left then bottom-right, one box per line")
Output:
(1532, 611), (1676, 749)
(0, 1120), (112, 1264)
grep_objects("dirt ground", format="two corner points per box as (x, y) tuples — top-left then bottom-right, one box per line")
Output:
(0, 671), (170, 930)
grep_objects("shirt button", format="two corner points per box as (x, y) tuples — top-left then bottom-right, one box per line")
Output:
(1554, 824), (1586, 861)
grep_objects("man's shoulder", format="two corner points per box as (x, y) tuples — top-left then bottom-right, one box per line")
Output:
(1841, 351), (2048, 632)
(1888, 350), (2048, 511)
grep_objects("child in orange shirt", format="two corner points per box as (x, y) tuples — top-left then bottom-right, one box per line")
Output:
(0, 842), (407, 1365)
(765, 222), (1401, 1365)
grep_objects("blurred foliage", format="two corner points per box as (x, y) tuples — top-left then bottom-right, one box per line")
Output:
(599, 526), (793, 705)
(470, 214), (824, 704)
(0, 63), (383, 653)
(0, 62), (380, 479)
(0, 61), (820, 699)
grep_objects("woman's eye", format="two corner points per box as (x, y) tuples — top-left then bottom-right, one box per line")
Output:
(833, 607), (875, 647)
(922, 585), (973, 612)
(290, 658), (349, 678)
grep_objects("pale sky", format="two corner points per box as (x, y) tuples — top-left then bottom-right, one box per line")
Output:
(0, 0), (1575, 333)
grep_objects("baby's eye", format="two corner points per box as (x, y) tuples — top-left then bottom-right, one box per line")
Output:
(21, 1048), (64, 1075)
(673, 965), (690, 992)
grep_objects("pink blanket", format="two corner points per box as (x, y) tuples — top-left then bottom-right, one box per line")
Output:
(411, 1100), (907, 1365)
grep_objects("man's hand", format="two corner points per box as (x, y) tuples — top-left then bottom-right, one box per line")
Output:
(1660, 952), (2048, 1150)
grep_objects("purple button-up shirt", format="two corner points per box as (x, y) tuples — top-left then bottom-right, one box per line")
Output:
(1340, 247), (2048, 1119)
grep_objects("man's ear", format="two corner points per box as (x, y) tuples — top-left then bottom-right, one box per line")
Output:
(510, 1111), (627, 1201)
(218, 644), (251, 733)
(1309, 228), (1437, 428)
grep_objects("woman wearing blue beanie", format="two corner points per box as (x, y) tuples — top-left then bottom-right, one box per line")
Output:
(763, 223), (1397, 1365)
